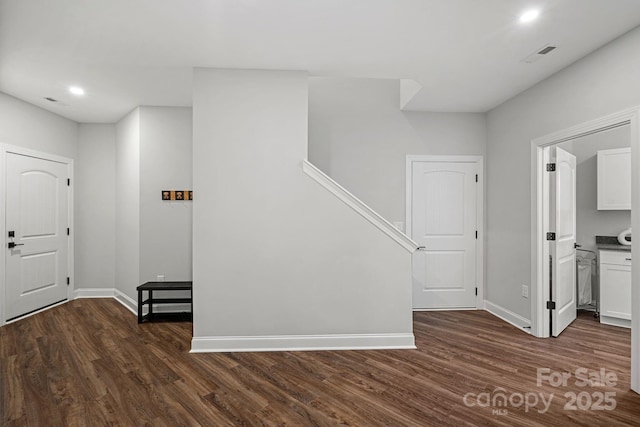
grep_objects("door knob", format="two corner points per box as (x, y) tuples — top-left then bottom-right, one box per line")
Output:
(8, 242), (24, 249)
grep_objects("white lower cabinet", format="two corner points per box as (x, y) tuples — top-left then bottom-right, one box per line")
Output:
(599, 250), (632, 328)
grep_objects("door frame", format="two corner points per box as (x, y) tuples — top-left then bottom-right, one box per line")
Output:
(0, 144), (74, 325)
(530, 106), (640, 393)
(406, 155), (484, 309)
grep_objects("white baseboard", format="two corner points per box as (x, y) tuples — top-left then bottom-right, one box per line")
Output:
(599, 315), (631, 329)
(115, 293), (191, 316)
(74, 288), (116, 299)
(484, 300), (532, 334)
(74, 287), (191, 317)
(74, 287), (137, 315)
(74, 289), (416, 353)
(190, 333), (416, 353)
(114, 289), (138, 315)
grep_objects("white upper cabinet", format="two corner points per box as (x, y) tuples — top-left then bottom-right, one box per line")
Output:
(597, 147), (631, 210)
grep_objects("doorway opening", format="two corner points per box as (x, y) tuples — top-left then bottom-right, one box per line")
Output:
(530, 107), (640, 393)
(556, 127), (631, 329)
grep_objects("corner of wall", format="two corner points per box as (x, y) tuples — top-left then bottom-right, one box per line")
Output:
(115, 108), (141, 300)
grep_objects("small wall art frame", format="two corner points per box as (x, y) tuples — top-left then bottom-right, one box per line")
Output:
(162, 190), (193, 201)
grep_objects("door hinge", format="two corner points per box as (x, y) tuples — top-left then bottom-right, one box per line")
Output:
(475, 174), (478, 182)
(475, 230), (478, 239)
(546, 163), (556, 172)
(546, 232), (556, 241)
(546, 301), (556, 310)
(67, 228), (70, 236)
(67, 178), (70, 186)
(475, 287), (478, 296)
(66, 277), (70, 285)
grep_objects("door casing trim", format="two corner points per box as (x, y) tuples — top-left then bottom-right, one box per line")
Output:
(530, 106), (640, 393)
(0, 144), (74, 325)
(406, 155), (484, 309)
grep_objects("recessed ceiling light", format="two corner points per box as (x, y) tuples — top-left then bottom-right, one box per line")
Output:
(520, 9), (540, 23)
(69, 86), (85, 96)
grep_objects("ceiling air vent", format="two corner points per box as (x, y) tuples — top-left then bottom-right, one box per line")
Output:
(538, 45), (557, 55)
(522, 44), (558, 64)
(44, 97), (58, 102)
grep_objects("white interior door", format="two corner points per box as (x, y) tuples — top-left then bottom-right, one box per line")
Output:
(550, 147), (577, 336)
(5, 152), (69, 321)
(410, 159), (479, 309)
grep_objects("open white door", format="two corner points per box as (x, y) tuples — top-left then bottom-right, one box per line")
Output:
(5, 152), (70, 321)
(549, 147), (577, 337)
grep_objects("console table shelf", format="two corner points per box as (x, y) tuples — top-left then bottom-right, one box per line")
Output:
(137, 281), (192, 323)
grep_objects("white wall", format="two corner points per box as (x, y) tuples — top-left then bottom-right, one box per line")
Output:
(558, 125), (631, 253)
(0, 92), (88, 300)
(139, 107), (193, 283)
(114, 106), (193, 303)
(115, 108), (140, 301)
(76, 124), (116, 289)
(192, 69), (413, 350)
(0, 92), (77, 159)
(486, 26), (640, 320)
(308, 77), (486, 227)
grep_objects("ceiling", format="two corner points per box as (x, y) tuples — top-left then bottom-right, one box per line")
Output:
(2, 0), (640, 123)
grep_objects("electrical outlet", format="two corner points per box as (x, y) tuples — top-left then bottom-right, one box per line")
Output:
(522, 285), (529, 298)
(157, 275), (165, 282)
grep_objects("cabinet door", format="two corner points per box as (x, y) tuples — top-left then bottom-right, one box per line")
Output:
(597, 147), (631, 210)
(600, 263), (631, 320)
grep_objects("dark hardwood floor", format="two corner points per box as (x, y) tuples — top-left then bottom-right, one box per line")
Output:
(1, 300), (639, 426)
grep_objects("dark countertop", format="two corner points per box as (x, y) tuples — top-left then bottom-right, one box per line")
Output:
(597, 243), (631, 252)
(596, 235), (631, 252)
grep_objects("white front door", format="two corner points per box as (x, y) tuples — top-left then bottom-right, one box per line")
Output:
(409, 157), (480, 309)
(5, 152), (70, 321)
(550, 147), (577, 336)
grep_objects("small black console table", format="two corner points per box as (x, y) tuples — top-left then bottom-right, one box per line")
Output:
(136, 281), (193, 323)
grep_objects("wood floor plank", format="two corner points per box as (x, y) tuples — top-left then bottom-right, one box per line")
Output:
(165, 379), (232, 426)
(1, 355), (25, 424)
(1, 300), (640, 426)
